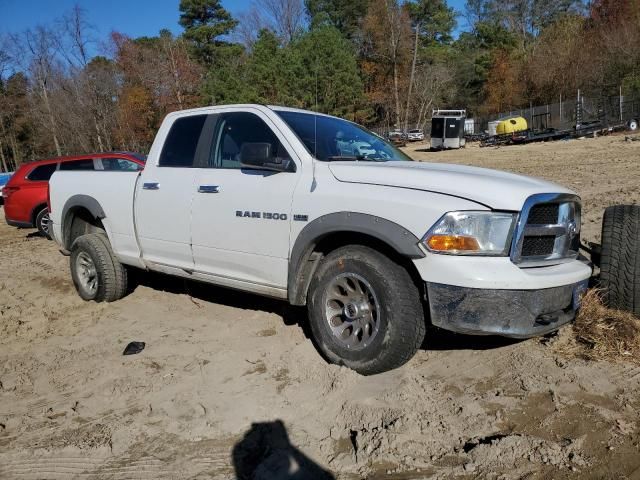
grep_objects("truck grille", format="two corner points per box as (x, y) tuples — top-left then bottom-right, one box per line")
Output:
(522, 236), (556, 257)
(511, 194), (581, 267)
(527, 204), (559, 225)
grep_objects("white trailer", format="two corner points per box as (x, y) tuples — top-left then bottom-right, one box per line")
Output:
(430, 109), (466, 150)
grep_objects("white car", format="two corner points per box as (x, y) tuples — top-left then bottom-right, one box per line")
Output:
(351, 141), (378, 157)
(48, 104), (593, 375)
(407, 129), (425, 141)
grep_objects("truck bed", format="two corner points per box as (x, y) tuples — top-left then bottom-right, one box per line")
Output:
(49, 171), (142, 265)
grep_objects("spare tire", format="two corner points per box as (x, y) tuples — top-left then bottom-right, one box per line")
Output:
(599, 205), (640, 315)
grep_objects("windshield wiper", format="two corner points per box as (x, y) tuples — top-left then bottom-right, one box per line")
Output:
(324, 155), (383, 162)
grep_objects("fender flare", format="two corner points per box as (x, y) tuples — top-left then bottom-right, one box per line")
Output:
(61, 195), (106, 249)
(288, 212), (425, 305)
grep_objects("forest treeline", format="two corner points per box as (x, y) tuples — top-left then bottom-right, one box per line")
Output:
(0, 0), (638, 170)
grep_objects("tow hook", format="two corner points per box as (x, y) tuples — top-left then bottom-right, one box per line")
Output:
(580, 241), (601, 267)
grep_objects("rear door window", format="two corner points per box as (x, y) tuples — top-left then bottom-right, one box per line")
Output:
(159, 114), (208, 167)
(59, 159), (95, 171)
(27, 163), (58, 181)
(99, 158), (143, 171)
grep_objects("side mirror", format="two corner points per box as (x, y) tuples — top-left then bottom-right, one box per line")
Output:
(240, 142), (292, 172)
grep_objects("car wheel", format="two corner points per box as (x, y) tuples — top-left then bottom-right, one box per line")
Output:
(628, 119), (638, 131)
(599, 205), (640, 315)
(70, 233), (128, 302)
(35, 207), (51, 239)
(307, 245), (426, 375)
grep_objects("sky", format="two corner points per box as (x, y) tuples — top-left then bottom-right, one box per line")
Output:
(0, 0), (468, 47)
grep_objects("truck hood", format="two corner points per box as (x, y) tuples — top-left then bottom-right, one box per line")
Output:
(327, 161), (574, 211)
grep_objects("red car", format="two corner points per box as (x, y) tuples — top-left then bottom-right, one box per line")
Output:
(3, 152), (145, 237)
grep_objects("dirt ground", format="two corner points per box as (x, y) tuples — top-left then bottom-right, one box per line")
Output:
(1, 134), (640, 479)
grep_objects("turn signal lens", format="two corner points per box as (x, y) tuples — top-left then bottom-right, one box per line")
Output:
(427, 235), (480, 252)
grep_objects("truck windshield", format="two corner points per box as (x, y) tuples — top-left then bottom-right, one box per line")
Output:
(275, 110), (413, 162)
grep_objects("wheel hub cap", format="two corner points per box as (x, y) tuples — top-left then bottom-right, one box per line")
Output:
(41, 213), (50, 235)
(323, 273), (380, 350)
(76, 251), (98, 295)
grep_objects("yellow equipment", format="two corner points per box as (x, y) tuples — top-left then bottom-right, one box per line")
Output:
(496, 116), (528, 135)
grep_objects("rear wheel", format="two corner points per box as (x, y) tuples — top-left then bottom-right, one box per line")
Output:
(599, 205), (640, 315)
(70, 233), (128, 302)
(628, 119), (638, 131)
(307, 245), (426, 375)
(35, 207), (51, 239)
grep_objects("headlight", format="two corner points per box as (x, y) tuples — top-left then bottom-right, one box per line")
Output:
(423, 211), (516, 256)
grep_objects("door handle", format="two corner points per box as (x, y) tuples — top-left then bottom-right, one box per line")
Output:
(198, 185), (220, 194)
(142, 182), (160, 190)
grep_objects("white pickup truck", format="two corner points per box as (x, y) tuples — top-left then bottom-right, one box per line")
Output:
(48, 104), (597, 375)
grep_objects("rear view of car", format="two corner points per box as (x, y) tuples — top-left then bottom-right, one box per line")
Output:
(3, 161), (58, 237)
(407, 129), (424, 142)
(387, 131), (407, 147)
(0, 172), (14, 204)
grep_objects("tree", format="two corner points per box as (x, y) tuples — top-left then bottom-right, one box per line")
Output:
(464, 0), (585, 51)
(526, 14), (584, 102)
(305, 0), (369, 40)
(112, 30), (203, 150)
(179, 0), (238, 64)
(362, 0), (412, 127)
(483, 49), (524, 113)
(0, 73), (33, 170)
(16, 27), (64, 156)
(588, 0), (640, 94)
(235, 6), (270, 49)
(116, 85), (156, 152)
(245, 29), (288, 103)
(289, 25), (365, 117)
(413, 61), (455, 129)
(260, 0), (306, 43)
(404, 0), (456, 130)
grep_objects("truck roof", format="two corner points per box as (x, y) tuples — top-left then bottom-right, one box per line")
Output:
(163, 104), (345, 122)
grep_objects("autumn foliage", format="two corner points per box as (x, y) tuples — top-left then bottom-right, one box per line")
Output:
(1, 0), (639, 170)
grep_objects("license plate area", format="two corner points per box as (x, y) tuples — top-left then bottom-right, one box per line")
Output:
(572, 279), (589, 310)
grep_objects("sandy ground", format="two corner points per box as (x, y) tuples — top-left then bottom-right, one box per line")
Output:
(1, 134), (640, 479)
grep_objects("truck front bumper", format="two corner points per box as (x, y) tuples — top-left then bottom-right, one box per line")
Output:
(426, 279), (589, 338)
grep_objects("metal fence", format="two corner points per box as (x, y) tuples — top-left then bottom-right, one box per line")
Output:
(468, 93), (640, 135)
(367, 91), (640, 139)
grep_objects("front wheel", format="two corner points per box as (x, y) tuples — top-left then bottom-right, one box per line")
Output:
(70, 233), (128, 302)
(307, 245), (426, 375)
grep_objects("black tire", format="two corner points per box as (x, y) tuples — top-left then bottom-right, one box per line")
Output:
(35, 207), (51, 239)
(70, 233), (128, 302)
(307, 245), (426, 375)
(600, 205), (640, 316)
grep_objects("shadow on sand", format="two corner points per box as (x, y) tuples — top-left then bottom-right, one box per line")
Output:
(232, 420), (334, 480)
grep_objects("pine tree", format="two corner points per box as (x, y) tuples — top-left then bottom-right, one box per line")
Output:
(179, 0), (238, 64)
